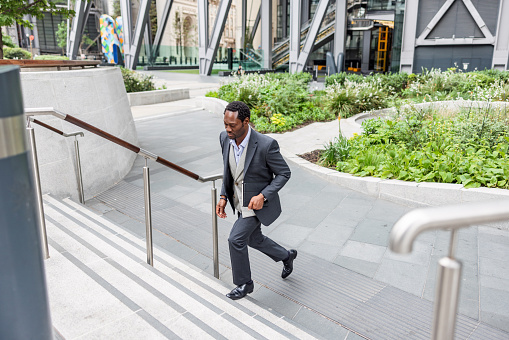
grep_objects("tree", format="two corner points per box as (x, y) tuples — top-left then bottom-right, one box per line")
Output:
(0, 0), (74, 59)
(56, 20), (95, 55)
(2, 31), (15, 48)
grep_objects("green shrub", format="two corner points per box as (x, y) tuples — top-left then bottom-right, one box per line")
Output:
(34, 55), (69, 60)
(205, 91), (219, 98)
(3, 46), (32, 59)
(325, 78), (387, 118)
(328, 105), (509, 189)
(120, 67), (156, 93)
(214, 72), (333, 132)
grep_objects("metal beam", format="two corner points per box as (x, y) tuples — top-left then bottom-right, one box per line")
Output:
(289, 0), (301, 73)
(151, 0), (174, 62)
(198, 0), (232, 75)
(241, 0), (247, 48)
(197, 0), (209, 73)
(295, 0), (329, 72)
(144, 10), (152, 62)
(261, 0), (272, 69)
(120, 0), (132, 66)
(69, 0), (92, 59)
(492, 0), (509, 70)
(251, 6), (261, 44)
(334, 0), (347, 70)
(399, 0), (419, 73)
(120, 0), (151, 69)
(128, 0), (151, 69)
(416, 0), (494, 46)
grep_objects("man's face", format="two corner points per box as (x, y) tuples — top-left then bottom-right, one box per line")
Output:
(224, 110), (249, 141)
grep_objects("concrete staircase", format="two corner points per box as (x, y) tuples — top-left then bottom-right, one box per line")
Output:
(43, 194), (322, 340)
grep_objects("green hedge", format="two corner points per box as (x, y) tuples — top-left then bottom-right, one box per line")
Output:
(3, 46), (32, 59)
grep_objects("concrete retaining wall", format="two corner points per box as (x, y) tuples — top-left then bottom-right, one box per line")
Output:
(21, 67), (138, 201)
(127, 88), (189, 106)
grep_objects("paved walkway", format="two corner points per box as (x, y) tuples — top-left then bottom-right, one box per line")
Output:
(89, 72), (509, 338)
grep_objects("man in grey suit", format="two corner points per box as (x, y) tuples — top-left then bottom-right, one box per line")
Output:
(216, 101), (297, 300)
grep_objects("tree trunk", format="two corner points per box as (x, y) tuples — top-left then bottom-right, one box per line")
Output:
(0, 26), (4, 59)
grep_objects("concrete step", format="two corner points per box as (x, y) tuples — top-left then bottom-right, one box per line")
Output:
(43, 194), (322, 340)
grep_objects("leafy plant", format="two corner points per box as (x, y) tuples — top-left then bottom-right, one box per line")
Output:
(120, 67), (156, 93)
(3, 46), (31, 59)
(329, 105), (509, 189)
(2, 32), (15, 48)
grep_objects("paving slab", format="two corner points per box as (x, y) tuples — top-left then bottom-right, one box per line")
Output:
(88, 73), (509, 337)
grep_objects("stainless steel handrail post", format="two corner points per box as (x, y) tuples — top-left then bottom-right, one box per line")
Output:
(432, 229), (462, 340)
(143, 158), (154, 266)
(73, 136), (85, 204)
(390, 200), (509, 340)
(211, 180), (219, 278)
(26, 119), (49, 259)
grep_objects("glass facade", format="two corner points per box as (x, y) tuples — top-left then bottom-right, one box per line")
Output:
(390, 0), (405, 72)
(37, 13), (65, 53)
(367, 0), (396, 11)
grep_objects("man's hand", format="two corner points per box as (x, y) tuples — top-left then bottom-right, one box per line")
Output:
(248, 194), (265, 210)
(216, 197), (227, 218)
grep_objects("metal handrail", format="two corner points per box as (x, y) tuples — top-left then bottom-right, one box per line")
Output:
(29, 118), (86, 204)
(25, 107), (223, 277)
(390, 200), (509, 340)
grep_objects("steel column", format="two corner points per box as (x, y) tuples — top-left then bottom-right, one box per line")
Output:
(197, 0), (209, 73)
(295, 0), (329, 73)
(120, 0), (133, 67)
(492, 0), (509, 70)
(241, 0), (247, 48)
(261, 0), (272, 69)
(289, 0), (301, 73)
(334, 0), (347, 71)
(399, 0), (419, 73)
(151, 0), (174, 62)
(199, 0), (232, 75)
(0, 66), (53, 340)
(250, 6), (261, 44)
(69, 0), (92, 59)
(128, 0), (152, 70)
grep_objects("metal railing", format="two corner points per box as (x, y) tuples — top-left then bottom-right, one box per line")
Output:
(25, 107), (223, 277)
(390, 200), (509, 340)
(29, 117), (86, 204)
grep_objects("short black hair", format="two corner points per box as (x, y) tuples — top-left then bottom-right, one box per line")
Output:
(225, 101), (250, 122)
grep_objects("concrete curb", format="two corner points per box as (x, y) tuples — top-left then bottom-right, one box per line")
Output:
(196, 96), (509, 208)
(282, 150), (509, 209)
(127, 88), (190, 106)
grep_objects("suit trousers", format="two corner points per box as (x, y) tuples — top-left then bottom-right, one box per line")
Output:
(228, 213), (288, 285)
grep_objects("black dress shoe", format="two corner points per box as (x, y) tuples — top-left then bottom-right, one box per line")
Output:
(282, 249), (297, 279)
(226, 282), (254, 300)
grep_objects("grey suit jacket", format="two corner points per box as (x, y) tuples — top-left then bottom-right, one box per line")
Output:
(220, 129), (291, 226)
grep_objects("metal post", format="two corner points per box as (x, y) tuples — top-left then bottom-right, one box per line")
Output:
(0, 65), (53, 340)
(211, 180), (219, 278)
(74, 137), (85, 204)
(432, 230), (462, 340)
(143, 158), (154, 266)
(27, 121), (50, 259)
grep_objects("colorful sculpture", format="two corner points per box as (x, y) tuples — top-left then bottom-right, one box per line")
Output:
(100, 14), (123, 64)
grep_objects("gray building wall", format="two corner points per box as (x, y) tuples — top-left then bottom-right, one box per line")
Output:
(414, 45), (494, 72)
(413, 0), (500, 73)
